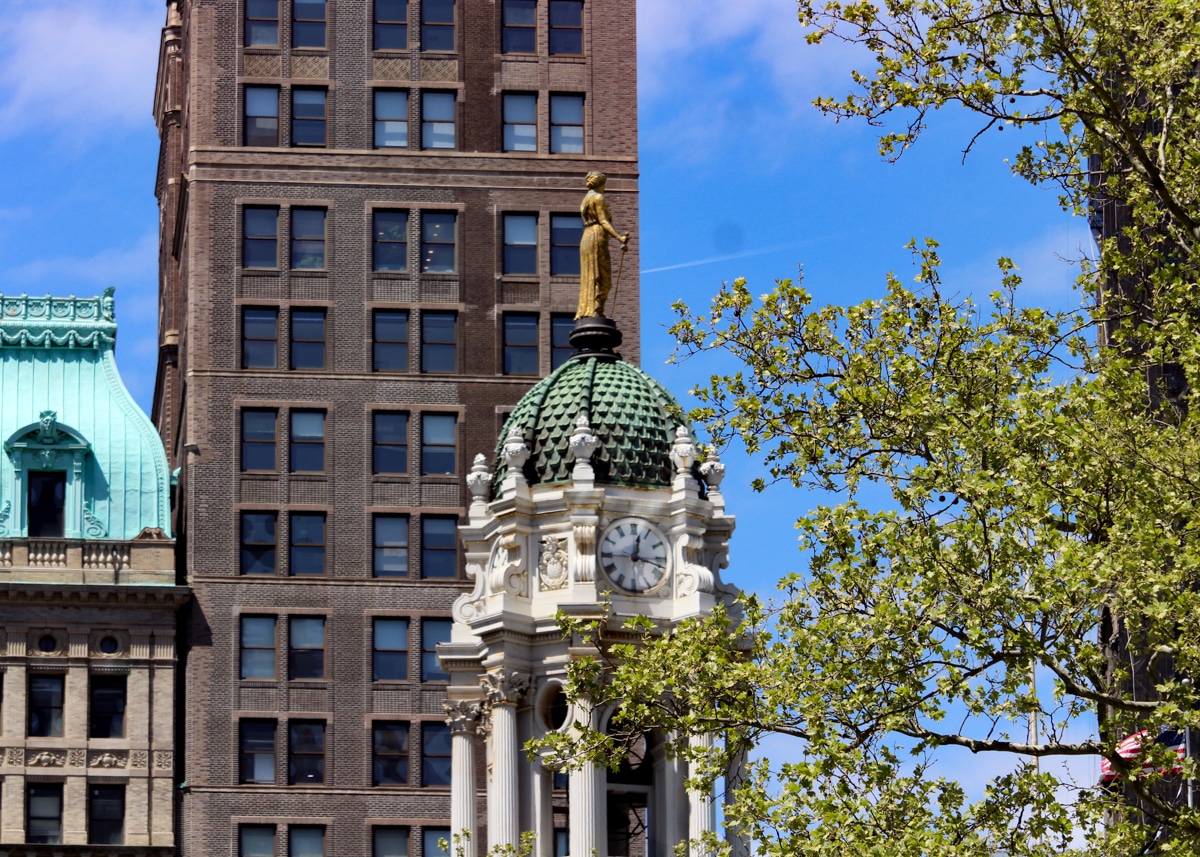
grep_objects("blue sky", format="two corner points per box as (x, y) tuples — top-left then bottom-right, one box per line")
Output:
(0, 0), (1100, 797)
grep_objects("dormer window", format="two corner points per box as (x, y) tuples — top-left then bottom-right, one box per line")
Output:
(28, 472), (65, 538)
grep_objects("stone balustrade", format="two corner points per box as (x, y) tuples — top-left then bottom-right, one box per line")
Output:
(0, 540), (173, 585)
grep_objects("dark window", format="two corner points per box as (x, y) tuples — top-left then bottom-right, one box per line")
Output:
(424, 828), (451, 857)
(290, 411), (326, 472)
(290, 617), (325, 679)
(551, 315), (577, 369)
(374, 515), (409, 578)
(374, 211), (409, 271)
(291, 826), (326, 857)
(422, 516), (458, 579)
(554, 830), (569, 857)
(421, 414), (457, 475)
(88, 784), (124, 845)
(550, 214), (583, 275)
(290, 309), (327, 369)
(373, 310), (409, 371)
(246, 0), (280, 46)
(373, 722), (410, 785)
(374, 618), (409, 680)
(503, 94), (536, 152)
(504, 314), (539, 375)
(421, 312), (457, 372)
(422, 722), (452, 786)
(241, 616), (277, 678)
(243, 307), (279, 368)
(245, 86), (280, 146)
(242, 410), (278, 471)
(550, 94), (584, 153)
(549, 0), (583, 54)
(375, 91), (409, 148)
(375, 0), (409, 49)
(240, 719), (277, 783)
(503, 214), (537, 274)
(373, 413), (409, 473)
(241, 825), (276, 857)
(502, 0), (536, 52)
(421, 211), (456, 272)
(421, 0), (455, 50)
(291, 208), (327, 270)
(289, 720), (326, 783)
(293, 0), (327, 47)
(244, 207), (280, 268)
(290, 513), (326, 575)
(241, 512), (278, 575)
(422, 619), (452, 681)
(89, 675), (126, 738)
(293, 88), (328, 147)
(27, 783), (62, 844)
(27, 471), (65, 538)
(421, 91), (456, 149)
(375, 827), (410, 857)
(28, 674), (64, 737)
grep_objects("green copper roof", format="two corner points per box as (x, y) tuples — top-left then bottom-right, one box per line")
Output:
(0, 290), (172, 540)
(493, 355), (687, 494)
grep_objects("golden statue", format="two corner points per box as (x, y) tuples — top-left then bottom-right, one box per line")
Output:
(575, 172), (630, 319)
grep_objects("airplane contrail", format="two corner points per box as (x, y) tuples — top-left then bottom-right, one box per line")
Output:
(640, 241), (817, 275)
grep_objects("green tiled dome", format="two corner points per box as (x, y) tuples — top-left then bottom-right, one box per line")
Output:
(493, 355), (687, 494)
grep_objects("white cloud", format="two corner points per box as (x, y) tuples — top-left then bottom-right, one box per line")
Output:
(0, 0), (164, 140)
(3, 230), (158, 289)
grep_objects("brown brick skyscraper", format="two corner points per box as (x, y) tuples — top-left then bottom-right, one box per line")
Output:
(150, 0), (638, 853)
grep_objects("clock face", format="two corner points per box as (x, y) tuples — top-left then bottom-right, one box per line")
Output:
(599, 519), (669, 593)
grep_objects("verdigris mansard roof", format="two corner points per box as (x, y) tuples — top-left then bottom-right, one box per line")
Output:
(493, 354), (688, 494)
(0, 290), (172, 539)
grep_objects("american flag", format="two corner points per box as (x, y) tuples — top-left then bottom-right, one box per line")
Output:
(1099, 728), (1186, 783)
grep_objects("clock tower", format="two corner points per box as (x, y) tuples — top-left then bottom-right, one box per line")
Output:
(438, 323), (739, 857)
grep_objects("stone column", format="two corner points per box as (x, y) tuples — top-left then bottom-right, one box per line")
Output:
(687, 733), (716, 857)
(569, 700), (601, 857)
(445, 699), (483, 857)
(484, 670), (528, 852)
(724, 740), (750, 857)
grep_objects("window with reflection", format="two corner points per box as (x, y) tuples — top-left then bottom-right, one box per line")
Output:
(375, 827), (411, 857)
(246, 0), (280, 46)
(28, 674), (64, 737)
(549, 0), (583, 54)
(241, 512), (278, 575)
(551, 315), (577, 369)
(373, 515), (409, 577)
(421, 516), (458, 578)
(421, 91), (456, 149)
(420, 212), (456, 272)
(421, 312), (457, 371)
(502, 0), (536, 52)
(374, 722), (410, 785)
(550, 214), (583, 275)
(374, 618), (410, 679)
(375, 90), (410, 148)
(240, 825), (276, 857)
(373, 310), (409, 371)
(291, 826), (326, 857)
(375, 0), (409, 49)
(550, 94), (584, 153)
(242, 308), (279, 368)
(423, 722), (452, 785)
(245, 86), (280, 146)
(240, 616), (277, 678)
(243, 206), (279, 268)
(289, 721), (326, 783)
(289, 617), (326, 679)
(421, 414), (457, 475)
(88, 784), (124, 845)
(89, 675), (127, 738)
(421, 619), (452, 681)
(424, 828), (451, 857)
(503, 214), (537, 274)
(291, 208), (327, 269)
(242, 410), (278, 471)
(290, 411), (326, 472)
(373, 211), (409, 271)
(373, 413), (409, 473)
(504, 314), (539, 375)
(292, 88), (328, 147)
(290, 309), (327, 369)
(293, 0), (327, 47)
(289, 512), (326, 575)
(240, 719), (277, 783)
(421, 0), (455, 50)
(503, 93), (537, 152)
(27, 783), (63, 844)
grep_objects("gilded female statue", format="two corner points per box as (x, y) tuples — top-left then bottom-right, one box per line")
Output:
(575, 172), (630, 319)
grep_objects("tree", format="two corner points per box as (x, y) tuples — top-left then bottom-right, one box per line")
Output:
(536, 0), (1200, 854)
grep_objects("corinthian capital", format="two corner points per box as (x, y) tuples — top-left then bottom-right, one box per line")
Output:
(482, 669), (529, 706)
(443, 699), (483, 733)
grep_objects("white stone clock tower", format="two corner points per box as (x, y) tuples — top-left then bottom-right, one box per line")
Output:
(438, 325), (740, 857)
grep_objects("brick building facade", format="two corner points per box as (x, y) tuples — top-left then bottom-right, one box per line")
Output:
(150, 0), (639, 854)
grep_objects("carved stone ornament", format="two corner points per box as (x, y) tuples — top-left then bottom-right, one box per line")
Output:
(465, 454), (493, 502)
(0, 499), (11, 536)
(35, 410), (62, 445)
(699, 446), (726, 491)
(488, 534), (527, 597)
(37, 448), (58, 470)
(503, 426), (530, 470)
(482, 670), (529, 706)
(68, 748), (86, 767)
(6, 748), (24, 767)
(676, 533), (716, 597)
(671, 425), (698, 473)
(538, 535), (570, 591)
(569, 413), (599, 464)
(444, 699), (483, 733)
(154, 750), (173, 770)
(28, 751), (64, 767)
(82, 499), (107, 538)
(452, 562), (487, 623)
(90, 752), (125, 769)
(573, 521), (596, 583)
(130, 751), (148, 769)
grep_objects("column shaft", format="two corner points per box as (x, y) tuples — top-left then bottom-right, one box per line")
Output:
(489, 701), (521, 850)
(687, 733), (716, 856)
(452, 729), (478, 857)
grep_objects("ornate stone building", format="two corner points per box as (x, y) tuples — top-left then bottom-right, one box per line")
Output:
(150, 0), (640, 854)
(0, 291), (184, 854)
(440, 324), (741, 857)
